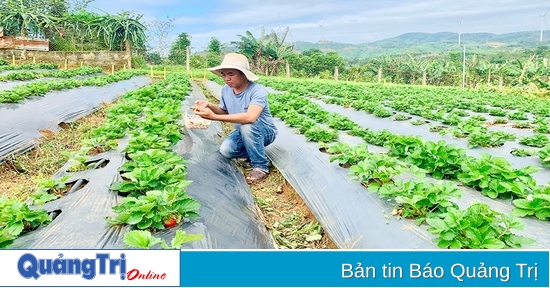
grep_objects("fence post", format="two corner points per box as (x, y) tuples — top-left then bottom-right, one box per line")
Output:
(123, 64), (126, 71)
(111, 64), (115, 74)
(12, 55), (15, 65)
(64, 59), (68, 69)
(186, 46), (190, 73)
(334, 66), (339, 81)
(286, 61), (290, 78)
(150, 65), (153, 78)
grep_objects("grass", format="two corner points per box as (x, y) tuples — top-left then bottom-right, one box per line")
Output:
(0, 104), (110, 200)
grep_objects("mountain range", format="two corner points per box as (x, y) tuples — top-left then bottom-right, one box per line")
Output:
(292, 31), (549, 60)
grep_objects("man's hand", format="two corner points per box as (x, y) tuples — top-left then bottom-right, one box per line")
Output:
(194, 107), (216, 120)
(194, 100), (209, 110)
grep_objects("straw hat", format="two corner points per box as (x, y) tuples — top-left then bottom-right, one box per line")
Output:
(207, 53), (259, 81)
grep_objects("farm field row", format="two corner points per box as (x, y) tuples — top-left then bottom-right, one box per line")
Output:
(260, 78), (550, 173)
(250, 77), (550, 249)
(1, 72), (275, 250)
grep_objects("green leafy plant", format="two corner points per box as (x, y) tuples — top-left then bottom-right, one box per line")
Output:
(493, 118), (508, 124)
(107, 183), (200, 230)
(410, 119), (427, 125)
(30, 175), (72, 205)
(519, 134), (549, 148)
(393, 114), (411, 121)
(0, 196), (51, 248)
(512, 189), (550, 220)
(539, 144), (550, 167)
(378, 179), (462, 225)
(328, 143), (370, 167)
(457, 154), (539, 199)
(123, 230), (204, 249)
(426, 203), (535, 249)
(514, 121), (531, 129)
(348, 153), (409, 191)
(303, 125), (339, 142)
(511, 148), (537, 157)
(373, 106), (393, 118)
(508, 111), (528, 120)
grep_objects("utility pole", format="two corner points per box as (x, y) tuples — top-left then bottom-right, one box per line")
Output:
(458, 21), (463, 46)
(462, 45), (466, 89)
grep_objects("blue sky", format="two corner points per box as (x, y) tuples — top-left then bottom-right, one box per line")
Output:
(87, 0), (549, 54)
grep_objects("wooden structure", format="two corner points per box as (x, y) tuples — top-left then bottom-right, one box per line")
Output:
(0, 27), (49, 52)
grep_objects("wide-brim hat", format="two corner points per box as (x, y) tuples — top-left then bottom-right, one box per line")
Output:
(207, 53), (259, 81)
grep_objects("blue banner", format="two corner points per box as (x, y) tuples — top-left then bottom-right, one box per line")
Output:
(179, 250), (548, 287)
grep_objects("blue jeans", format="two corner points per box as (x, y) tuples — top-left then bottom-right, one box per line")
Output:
(219, 121), (277, 173)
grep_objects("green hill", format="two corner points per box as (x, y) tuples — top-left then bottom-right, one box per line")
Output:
(292, 31), (547, 60)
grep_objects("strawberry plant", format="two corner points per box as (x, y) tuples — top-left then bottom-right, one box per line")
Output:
(441, 113), (461, 126)
(328, 143), (370, 167)
(373, 106), (393, 118)
(384, 134), (423, 159)
(514, 121), (531, 129)
(457, 153), (539, 199)
(426, 203), (535, 249)
(378, 179), (462, 224)
(346, 125), (369, 137)
(124, 131), (173, 155)
(29, 175), (72, 205)
(511, 148), (537, 157)
(493, 118), (508, 124)
(304, 125), (339, 142)
(319, 141), (350, 154)
(410, 119), (428, 125)
(393, 114), (411, 121)
(466, 127), (511, 148)
(539, 144), (550, 167)
(453, 109), (470, 117)
(0, 196), (51, 248)
(326, 113), (356, 130)
(362, 129), (393, 146)
(512, 188), (550, 220)
(107, 182), (200, 230)
(123, 230), (204, 249)
(110, 164), (187, 196)
(519, 134), (549, 148)
(489, 108), (507, 117)
(348, 153), (409, 191)
(405, 140), (466, 180)
(469, 115), (487, 122)
(508, 111), (529, 120)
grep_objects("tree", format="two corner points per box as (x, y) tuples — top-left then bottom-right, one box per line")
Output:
(168, 32), (191, 65)
(205, 37), (223, 67)
(146, 52), (163, 65)
(145, 16), (177, 57)
(95, 11), (147, 68)
(231, 26), (294, 75)
(206, 37), (222, 54)
(56, 9), (104, 51)
(0, 0), (63, 37)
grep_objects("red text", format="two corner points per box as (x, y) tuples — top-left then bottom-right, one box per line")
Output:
(126, 269), (167, 280)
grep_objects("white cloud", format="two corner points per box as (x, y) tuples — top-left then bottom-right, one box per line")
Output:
(88, 0), (550, 51)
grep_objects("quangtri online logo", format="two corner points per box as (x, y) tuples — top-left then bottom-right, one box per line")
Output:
(4, 250), (180, 287)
